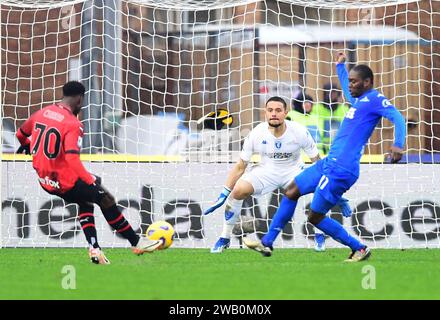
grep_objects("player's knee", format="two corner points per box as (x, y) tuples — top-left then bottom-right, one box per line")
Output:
(99, 192), (116, 209)
(231, 180), (254, 200)
(231, 187), (252, 200)
(79, 202), (94, 214)
(285, 183), (300, 200)
(308, 212), (325, 226)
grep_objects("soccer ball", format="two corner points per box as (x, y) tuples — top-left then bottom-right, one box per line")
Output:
(145, 221), (175, 250)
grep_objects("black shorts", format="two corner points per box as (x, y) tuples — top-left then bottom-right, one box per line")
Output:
(44, 176), (106, 206)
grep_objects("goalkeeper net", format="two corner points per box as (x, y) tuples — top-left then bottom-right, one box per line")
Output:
(1, 0), (439, 248)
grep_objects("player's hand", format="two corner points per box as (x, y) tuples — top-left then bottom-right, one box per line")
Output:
(336, 52), (346, 64)
(203, 186), (231, 215)
(337, 196), (352, 218)
(16, 144), (31, 155)
(92, 175), (102, 186)
(385, 146), (403, 164)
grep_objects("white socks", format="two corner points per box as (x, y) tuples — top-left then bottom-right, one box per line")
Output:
(220, 197), (243, 239)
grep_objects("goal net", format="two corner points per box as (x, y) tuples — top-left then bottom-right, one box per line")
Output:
(1, 0), (439, 249)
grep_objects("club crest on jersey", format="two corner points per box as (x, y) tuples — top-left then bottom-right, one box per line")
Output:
(382, 99), (392, 107)
(275, 141), (282, 149)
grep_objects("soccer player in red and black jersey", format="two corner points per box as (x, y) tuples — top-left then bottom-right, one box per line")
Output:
(16, 81), (161, 264)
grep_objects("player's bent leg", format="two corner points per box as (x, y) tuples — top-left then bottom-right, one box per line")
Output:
(211, 180), (253, 254)
(77, 202), (111, 264)
(264, 161), (325, 250)
(309, 193), (370, 262)
(77, 202), (100, 249)
(244, 163), (325, 255)
(94, 183), (161, 254)
(57, 186), (110, 264)
(261, 196), (297, 249)
(97, 188), (140, 246)
(284, 181), (302, 201)
(259, 182), (301, 249)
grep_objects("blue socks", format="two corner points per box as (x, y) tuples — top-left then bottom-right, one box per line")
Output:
(262, 197), (297, 247)
(261, 196), (365, 252)
(316, 216), (364, 251)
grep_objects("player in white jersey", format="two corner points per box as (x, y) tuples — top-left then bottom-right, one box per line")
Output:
(204, 96), (352, 253)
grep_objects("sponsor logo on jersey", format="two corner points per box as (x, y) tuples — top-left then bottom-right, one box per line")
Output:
(38, 176), (60, 189)
(360, 96), (370, 102)
(262, 140), (267, 144)
(265, 152), (293, 159)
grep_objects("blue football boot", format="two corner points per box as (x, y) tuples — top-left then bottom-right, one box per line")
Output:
(210, 237), (231, 253)
(314, 233), (326, 252)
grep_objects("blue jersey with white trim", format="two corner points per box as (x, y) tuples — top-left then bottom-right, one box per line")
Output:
(328, 63), (407, 176)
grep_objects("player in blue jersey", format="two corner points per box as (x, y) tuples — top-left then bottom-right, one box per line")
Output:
(244, 52), (407, 262)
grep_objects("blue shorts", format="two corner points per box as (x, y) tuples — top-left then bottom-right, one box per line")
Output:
(294, 158), (358, 214)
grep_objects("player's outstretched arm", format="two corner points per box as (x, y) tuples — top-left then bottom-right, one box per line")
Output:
(335, 52), (355, 105)
(203, 159), (248, 215)
(387, 111), (405, 163)
(376, 100), (407, 164)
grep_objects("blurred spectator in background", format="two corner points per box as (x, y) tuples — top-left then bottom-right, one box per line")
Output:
(311, 83), (349, 154)
(287, 91), (323, 153)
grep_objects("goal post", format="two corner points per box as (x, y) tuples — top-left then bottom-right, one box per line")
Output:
(1, 0), (439, 249)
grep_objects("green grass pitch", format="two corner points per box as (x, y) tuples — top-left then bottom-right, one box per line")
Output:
(1, 248), (439, 300)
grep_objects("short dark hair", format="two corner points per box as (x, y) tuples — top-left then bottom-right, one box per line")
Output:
(63, 81), (85, 97)
(352, 64), (374, 85)
(266, 96), (287, 110)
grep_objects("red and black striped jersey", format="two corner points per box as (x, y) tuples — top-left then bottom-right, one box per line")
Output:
(16, 103), (95, 193)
